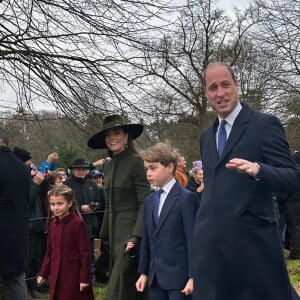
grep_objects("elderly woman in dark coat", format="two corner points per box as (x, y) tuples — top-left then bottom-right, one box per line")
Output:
(186, 167), (204, 202)
(88, 114), (150, 300)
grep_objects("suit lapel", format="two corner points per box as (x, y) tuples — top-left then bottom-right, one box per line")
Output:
(150, 192), (158, 228)
(202, 119), (219, 168)
(154, 183), (180, 233)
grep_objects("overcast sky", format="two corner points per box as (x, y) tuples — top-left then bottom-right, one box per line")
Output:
(221, 0), (250, 16)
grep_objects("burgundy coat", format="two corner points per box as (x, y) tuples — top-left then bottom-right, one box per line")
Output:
(39, 211), (94, 300)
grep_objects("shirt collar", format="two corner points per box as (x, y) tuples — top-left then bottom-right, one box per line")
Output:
(218, 102), (242, 127)
(160, 178), (176, 194)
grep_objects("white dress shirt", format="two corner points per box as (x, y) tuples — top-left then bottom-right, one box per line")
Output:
(216, 102), (242, 145)
(158, 178), (176, 217)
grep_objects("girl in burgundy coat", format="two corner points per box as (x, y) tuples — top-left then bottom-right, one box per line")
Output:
(37, 185), (95, 300)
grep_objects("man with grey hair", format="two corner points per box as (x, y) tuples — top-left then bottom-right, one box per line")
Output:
(0, 127), (31, 300)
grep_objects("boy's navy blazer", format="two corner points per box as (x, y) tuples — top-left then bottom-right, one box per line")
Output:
(138, 181), (198, 290)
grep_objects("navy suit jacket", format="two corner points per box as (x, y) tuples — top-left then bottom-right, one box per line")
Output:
(138, 181), (198, 290)
(193, 103), (300, 300)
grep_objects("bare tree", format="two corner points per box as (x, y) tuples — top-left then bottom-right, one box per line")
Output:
(248, 0), (300, 109)
(245, 0), (300, 148)
(133, 0), (267, 123)
(0, 0), (181, 120)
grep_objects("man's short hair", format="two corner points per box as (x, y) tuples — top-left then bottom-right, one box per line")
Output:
(0, 127), (10, 146)
(203, 61), (236, 88)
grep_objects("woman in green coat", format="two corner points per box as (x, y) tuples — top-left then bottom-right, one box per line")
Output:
(88, 114), (150, 300)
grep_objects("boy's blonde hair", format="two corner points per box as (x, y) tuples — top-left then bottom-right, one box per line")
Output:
(140, 143), (178, 175)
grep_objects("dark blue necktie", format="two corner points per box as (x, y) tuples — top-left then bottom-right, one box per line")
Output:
(218, 119), (227, 157)
(153, 189), (163, 226)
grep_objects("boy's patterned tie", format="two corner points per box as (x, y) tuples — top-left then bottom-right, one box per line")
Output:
(153, 189), (163, 226)
(218, 119), (227, 157)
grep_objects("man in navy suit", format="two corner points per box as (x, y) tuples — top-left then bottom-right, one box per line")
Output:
(136, 143), (198, 300)
(193, 61), (300, 300)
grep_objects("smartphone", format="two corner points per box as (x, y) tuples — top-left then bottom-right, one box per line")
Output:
(45, 166), (49, 175)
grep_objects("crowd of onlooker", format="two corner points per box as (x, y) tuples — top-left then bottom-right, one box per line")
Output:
(2, 144), (207, 300)
(0, 146), (110, 300)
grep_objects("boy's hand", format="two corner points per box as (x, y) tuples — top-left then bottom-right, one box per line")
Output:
(37, 276), (45, 285)
(181, 277), (193, 295)
(80, 283), (90, 292)
(136, 274), (147, 292)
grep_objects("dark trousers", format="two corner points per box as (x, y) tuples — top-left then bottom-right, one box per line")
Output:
(0, 272), (27, 300)
(149, 276), (192, 300)
(26, 232), (45, 291)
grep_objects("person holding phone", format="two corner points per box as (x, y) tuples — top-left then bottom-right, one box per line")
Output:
(38, 152), (59, 174)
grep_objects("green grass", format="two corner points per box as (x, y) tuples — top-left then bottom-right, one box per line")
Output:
(93, 253), (300, 299)
(287, 258), (300, 284)
(285, 250), (300, 287)
(93, 283), (107, 300)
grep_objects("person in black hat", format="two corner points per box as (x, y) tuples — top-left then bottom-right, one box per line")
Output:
(87, 114), (150, 300)
(13, 147), (32, 166)
(64, 158), (103, 280)
(13, 147), (48, 300)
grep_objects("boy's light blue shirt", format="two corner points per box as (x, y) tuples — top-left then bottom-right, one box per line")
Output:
(158, 178), (176, 216)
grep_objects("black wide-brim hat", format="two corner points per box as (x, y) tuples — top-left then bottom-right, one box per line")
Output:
(87, 114), (144, 149)
(69, 158), (87, 169)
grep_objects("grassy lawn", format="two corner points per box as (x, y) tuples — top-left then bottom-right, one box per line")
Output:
(286, 255), (300, 293)
(93, 283), (107, 300)
(93, 253), (300, 300)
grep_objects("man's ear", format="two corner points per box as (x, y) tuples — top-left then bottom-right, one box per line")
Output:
(167, 162), (176, 173)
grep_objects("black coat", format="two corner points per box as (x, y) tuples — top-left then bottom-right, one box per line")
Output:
(0, 146), (31, 274)
(65, 175), (103, 238)
(29, 183), (45, 233)
(194, 103), (300, 300)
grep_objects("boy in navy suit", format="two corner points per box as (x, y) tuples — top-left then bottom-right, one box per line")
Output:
(136, 143), (198, 300)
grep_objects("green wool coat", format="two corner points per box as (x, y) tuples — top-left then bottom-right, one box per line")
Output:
(100, 149), (150, 300)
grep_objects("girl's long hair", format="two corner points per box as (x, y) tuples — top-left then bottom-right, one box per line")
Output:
(45, 185), (81, 232)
